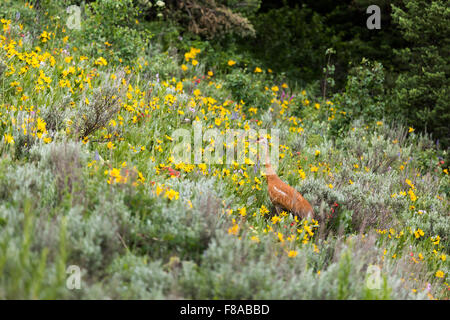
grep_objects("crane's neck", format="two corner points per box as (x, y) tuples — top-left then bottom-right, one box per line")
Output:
(262, 141), (276, 176)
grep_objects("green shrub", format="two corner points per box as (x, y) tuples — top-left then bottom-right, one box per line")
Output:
(0, 200), (68, 299)
(129, 178), (227, 261)
(105, 254), (172, 299)
(330, 59), (388, 137)
(224, 70), (270, 111)
(72, 0), (153, 64)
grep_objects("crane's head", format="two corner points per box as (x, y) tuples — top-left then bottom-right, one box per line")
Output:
(255, 136), (269, 147)
(254, 137), (270, 160)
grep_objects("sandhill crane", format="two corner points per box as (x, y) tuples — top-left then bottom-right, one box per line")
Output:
(258, 138), (315, 220)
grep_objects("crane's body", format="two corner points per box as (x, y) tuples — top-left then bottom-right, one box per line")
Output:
(259, 138), (315, 220)
(265, 173), (314, 219)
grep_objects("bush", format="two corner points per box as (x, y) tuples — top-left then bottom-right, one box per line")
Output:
(74, 77), (124, 139)
(71, 0), (153, 64)
(105, 254), (172, 299)
(223, 70), (270, 111)
(177, 232), (425, 299)
(129, 178), (227, 261)
(165, 0), (256, 39)
(330, 59), (388, 136)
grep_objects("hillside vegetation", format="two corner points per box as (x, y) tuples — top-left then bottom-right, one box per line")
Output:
(0, 1), (448, 299)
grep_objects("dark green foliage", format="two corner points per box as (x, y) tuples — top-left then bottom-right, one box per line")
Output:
(223, 70), (270, 111)
(76, 0), (153, 64)
(391, 0), (450, 149)
(164, 0), (256, 39)
(239, 0), (407, 89)
(245, 4), (330, 85)
(217, 0), (262, 17)
(330, 59), (388, 136)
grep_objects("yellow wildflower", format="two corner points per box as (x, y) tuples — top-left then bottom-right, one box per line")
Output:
(288, 250), (298, 258)
(435, 270), (444, 278)
(4, 133), (14, 145)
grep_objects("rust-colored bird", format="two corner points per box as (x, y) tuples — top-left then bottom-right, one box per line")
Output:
(258, 138), (315, 220)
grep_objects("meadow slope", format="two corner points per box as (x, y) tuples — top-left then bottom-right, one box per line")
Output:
(0, 6), (448, 299)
